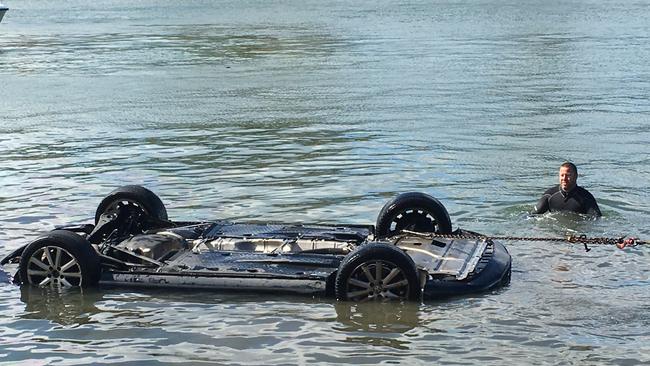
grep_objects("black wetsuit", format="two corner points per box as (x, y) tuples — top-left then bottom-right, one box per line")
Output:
(534, 185), (601, 217)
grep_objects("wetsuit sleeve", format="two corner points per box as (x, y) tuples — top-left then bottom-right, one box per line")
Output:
(533, 194), (550, 214)
(533, 187), (555, 214)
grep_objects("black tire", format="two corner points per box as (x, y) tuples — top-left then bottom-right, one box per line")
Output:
(18, 230), (101, 288)
(335, 243), (421, 302)
(94, 185), (167, 224)
(375, 192), (452, 238)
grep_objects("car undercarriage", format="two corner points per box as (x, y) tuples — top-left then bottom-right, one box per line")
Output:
(2, 186), (512, 302)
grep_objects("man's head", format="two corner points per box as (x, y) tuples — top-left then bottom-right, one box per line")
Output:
(558, 162), (578, 192)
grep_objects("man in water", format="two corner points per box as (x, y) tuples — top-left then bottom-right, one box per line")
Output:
(534, 162), (601, 217)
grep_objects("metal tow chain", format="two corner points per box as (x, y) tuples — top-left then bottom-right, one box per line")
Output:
(400, 230), (647, 252)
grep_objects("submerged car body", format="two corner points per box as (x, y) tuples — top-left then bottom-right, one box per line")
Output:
(0, 3), (7, 23)
(2, 186), (511, 301)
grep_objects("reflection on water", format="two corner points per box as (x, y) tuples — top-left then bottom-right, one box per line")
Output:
(22, 288), (423, 332)
(334, 302), (419, 351)
(19, 286), (102, 326)
(334, 301), (420, 334)
(1, 26), (347, 74)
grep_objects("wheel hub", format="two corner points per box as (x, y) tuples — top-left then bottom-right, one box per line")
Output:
(346, 260), (409, 301)
(26, 245), (82, 288)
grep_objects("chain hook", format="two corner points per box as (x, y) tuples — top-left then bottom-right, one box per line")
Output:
(578, 235), (590, 252)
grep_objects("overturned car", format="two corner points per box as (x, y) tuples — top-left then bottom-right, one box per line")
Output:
(1, 186), (511, 301)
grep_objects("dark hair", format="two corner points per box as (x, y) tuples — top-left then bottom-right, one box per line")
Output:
(561, 162), (577, 176)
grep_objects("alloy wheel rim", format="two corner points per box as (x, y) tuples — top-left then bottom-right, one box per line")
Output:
(346, 260), (410, 301)
(389, 209), (438, 234)
(107, 199), (147, 216)
(26, 246), (82, 287)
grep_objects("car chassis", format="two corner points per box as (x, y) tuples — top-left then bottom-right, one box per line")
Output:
(2, 186), (511, 301)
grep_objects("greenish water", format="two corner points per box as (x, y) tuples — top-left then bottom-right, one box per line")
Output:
(1, 1), (649, 364)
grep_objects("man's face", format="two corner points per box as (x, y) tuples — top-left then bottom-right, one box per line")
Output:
(558, 166), (577, 191)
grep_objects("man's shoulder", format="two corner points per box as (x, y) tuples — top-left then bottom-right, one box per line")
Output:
(574, 185), (601, 216)
(543, 185), (560, 196)
(575, 185), (597, 199)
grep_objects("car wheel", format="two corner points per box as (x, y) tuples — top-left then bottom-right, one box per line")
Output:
(94, 185), (167, 224)
(375, 192), (452, 238)
(335, 243), (421, 302)
(18, 230), (101, 288)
